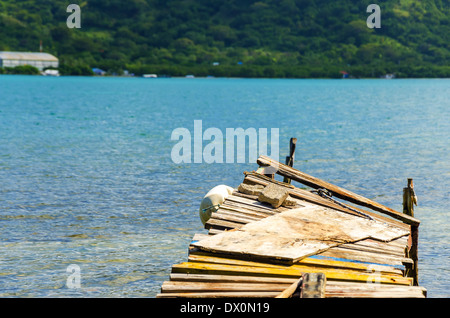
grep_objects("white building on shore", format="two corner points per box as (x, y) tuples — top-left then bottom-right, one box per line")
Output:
(0, 51), (59, 71)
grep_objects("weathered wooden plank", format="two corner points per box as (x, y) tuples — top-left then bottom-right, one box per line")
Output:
(158, 278), (425, 298)
(204, 218), (243, 231)
(326, 280), (427, 296)
(325, 290), (425, 298)
(207, 228), (226, 235)
(256, 155), (420, 226)
(169, 273), (297, 284)
(340, 240), (407, 258)
(210, 211), (260, 224)
(156, 291), (280, 298)
(162, 281), (290, 293)
(196, 232), (408, 261)
(227, 193), (288, 212)
(352, 241), (407, 257)
(321, 246), (413, 267)
(219, 203), (276, 219)
(362, 237), (409, 250)
(172, 261), (301, 279)
(244, 172), (410, 231)
(188, 252), (404, 276)
(194, 205), (410, 264)
(171, 262), (413, 285)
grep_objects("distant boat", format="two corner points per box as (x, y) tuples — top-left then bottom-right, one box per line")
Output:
(382, 74), (395, 79)
(143, 74), (157, 78)
(42, 69), (60, 77)
(185, 75), (195, 78)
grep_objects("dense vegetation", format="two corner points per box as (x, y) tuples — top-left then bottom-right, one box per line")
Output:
(0, 0), (449, 77)
(1, 64), (40, 74)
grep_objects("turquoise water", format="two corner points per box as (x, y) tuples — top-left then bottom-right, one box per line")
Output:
(0, 76), (449, 297)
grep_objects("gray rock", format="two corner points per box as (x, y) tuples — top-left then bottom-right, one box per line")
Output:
(258, 183), (289, 208)
(238, 183), (265, 195)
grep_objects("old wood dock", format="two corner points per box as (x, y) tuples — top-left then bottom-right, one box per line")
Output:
(157, 143), (426, 298)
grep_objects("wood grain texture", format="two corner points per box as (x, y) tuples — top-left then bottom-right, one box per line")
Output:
(193, 205), (409, 263)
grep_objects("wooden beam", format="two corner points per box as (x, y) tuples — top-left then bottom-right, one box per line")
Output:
(256, 155), (420, 226)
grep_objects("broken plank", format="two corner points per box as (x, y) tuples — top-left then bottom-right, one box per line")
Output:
(244, 172), (410, 231)
(194, 205), (410, 264)
(256, 155), (420, 226)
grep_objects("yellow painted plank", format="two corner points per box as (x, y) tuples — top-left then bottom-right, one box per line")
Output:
(171, 262), (413, 285)
(188, 253), (403, 276)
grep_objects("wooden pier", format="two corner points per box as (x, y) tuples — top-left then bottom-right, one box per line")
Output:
(157, 147), (426, 298)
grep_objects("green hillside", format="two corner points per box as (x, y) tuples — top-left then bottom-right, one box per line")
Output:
(0, 0), (449, 77)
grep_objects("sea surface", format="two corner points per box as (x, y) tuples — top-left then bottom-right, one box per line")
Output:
(0, 76), (448, 297)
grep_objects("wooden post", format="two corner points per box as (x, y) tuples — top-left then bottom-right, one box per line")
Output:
(283, 138), (297, 184)
(403, 178), (417, 217)
(410, 226), (419, 286)
(300, 273), (326, 298)
(403, 178), (419, 286)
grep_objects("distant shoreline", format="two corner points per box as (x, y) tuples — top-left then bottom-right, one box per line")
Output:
(1, 74), (449, 80)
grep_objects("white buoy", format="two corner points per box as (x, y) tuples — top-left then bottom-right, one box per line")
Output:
(199, 185), (234, 225)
